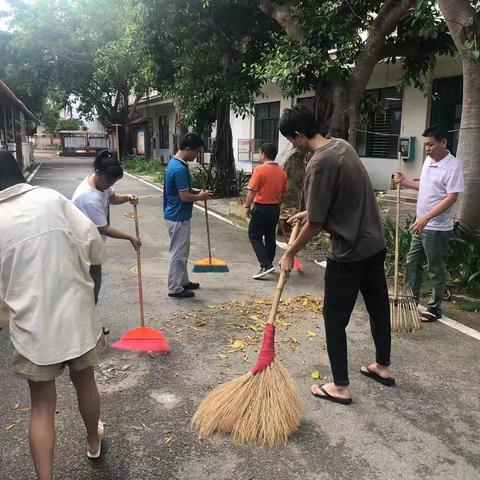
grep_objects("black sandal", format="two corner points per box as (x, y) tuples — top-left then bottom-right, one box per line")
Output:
(360, 367), (395, 386)
(419, 310), (439, 322)
(311, 385), (352, 405)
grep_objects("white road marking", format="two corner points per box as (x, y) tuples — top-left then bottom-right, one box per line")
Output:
(26, 163), (42, 182)
(124, 171), (241, 229)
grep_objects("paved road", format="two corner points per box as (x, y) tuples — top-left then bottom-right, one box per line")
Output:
(1, 156), (479, 480)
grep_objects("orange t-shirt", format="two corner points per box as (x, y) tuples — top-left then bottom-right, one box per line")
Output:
(248, 162), (288, 204)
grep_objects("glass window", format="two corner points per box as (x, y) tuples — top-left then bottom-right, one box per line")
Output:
(158, 115), (169, 149)
(254, 101), (280, 151)
(430, 76), (462, 155)
(297, 96), (315, 113)
(357, 87), (403, 159)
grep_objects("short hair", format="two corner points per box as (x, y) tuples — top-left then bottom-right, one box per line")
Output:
(422, 125), (448, 142)
(279, 106), (322, 139)
(93, 149), (123, 179)
(260, 143), (277, 160)
(179, 133), (206, 151)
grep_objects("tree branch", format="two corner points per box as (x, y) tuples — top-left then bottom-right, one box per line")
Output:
(258, 0), (304, 43)
(347, 0), (415, 104)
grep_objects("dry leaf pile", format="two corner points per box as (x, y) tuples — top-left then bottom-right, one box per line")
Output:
(170, 294), (324, 356)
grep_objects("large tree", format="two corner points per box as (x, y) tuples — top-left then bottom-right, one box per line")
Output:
(142, 0), (277, 194)
(438, 0), (480, 230)
(256, 0), (452, 143)
(5, 0), (152, 153)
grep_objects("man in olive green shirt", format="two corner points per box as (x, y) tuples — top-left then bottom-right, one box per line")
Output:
(279, 106), (394, 405)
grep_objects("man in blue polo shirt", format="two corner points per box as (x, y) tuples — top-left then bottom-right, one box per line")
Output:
(164, 133), (212, 298)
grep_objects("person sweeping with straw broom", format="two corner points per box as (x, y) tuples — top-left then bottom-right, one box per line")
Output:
(278, 106), (395, 404)
(192, 224), (302, 446)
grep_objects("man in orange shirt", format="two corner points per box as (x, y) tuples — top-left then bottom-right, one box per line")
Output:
(244, 143), (288, 279)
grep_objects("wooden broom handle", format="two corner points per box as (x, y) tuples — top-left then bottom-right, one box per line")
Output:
(133, 203), (145, 327)
(267, 222), (301, 325)
(394, 152), (401, 298)
(204, 199), (212, 262)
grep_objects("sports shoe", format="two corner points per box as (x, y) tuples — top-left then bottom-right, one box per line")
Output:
(183, 281), (200, 290)
(252, 266), (275, 279)
(168, 290), (195, 298)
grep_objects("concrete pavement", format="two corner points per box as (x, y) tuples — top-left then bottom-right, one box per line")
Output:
(0, 156), (479, 480)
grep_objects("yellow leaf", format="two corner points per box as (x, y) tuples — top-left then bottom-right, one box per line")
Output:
(217, 354), (228, 359)
(306, 331), (317, 337)
(311, 370), (320, 379)
(228, 339), (246, 351)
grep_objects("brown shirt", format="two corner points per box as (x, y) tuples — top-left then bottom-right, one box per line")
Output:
(304, 138), (385, 262)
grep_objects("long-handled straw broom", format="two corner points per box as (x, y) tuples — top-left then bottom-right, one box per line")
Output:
(113, 203), (170, 352)
(390, 153), (421, 333)
(192, 200), (229, 273)
(192, 224), (302, 446)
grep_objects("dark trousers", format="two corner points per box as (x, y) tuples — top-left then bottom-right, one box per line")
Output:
(324, 248), (391, 386)
(248, 203), (280, 269)
(89, 264), (102, 305)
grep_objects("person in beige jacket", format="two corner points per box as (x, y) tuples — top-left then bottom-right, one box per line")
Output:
(0, 151), (107, 479)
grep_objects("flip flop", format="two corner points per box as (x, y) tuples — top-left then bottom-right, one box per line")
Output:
(419, 311), (438, 322)
(87, 420), (104, 460)
(360, 367), (395, 386)
(311, 384), (352, 405)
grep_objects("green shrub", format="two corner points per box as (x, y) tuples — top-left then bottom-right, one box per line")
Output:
(448, 222), (480, 287)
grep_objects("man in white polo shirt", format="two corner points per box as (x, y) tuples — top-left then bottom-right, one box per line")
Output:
(395, 125), (464, 322)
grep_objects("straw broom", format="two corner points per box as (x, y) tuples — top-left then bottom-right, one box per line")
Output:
(390, 153), (421, 333)
(192, 224), (302, 446)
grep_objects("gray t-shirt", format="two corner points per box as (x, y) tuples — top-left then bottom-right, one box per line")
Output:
(304, 138), (385, 262)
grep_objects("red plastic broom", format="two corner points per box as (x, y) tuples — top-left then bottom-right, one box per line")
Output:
(113, 203), (170, 353)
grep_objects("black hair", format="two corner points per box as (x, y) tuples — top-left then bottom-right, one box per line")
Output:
(93, 149), (123, 179)
(422, 125), (448, 142)
(179, 133), (206, 151)
(0, 151), (26, 191)
(261, 143), (277, 160)
(279, 106), (322, 139)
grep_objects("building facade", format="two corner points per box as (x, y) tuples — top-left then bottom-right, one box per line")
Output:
(131, 55), (463, 190)
(0, 80), (36, 169)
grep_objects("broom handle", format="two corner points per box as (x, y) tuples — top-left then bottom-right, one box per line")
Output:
(133, 203), (145, 327)
(394, 152), (401, 298)
(204, 199), (212, 263)
(267, 222), (301, 325)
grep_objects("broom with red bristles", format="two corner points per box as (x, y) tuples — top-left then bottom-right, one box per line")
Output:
(113, 203), (170, 353)
(192, 224), (302, 446)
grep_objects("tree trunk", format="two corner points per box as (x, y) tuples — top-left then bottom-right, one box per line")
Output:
(457, 62), (480, 229)
(438, 0), (480, 230)
(211, 97), (235, 196)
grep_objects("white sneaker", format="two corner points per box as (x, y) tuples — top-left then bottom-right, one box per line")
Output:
(252, 266), (275, 279)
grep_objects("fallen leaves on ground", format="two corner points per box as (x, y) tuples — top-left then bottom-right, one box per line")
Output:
(123, 212), (144, 219)
(311, 370), (320, 379)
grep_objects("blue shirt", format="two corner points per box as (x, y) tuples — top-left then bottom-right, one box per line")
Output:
(163, 156), (193, 222)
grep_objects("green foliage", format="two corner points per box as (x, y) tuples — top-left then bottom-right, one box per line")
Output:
(122, 155), (166, 182)
(448, 222), (480, 287)
(455, 299), (480, 313)
(4, 0), (152, 129)
(383, 214), (414, 277)
(191, 163), (251, 197)
(55, 118), (85, 133)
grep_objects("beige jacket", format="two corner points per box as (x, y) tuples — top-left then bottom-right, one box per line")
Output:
(0, 184), (107, 365)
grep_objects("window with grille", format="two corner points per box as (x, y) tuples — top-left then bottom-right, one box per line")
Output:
(357, 87), (403, 159)
(158, 115), (169, 149)
(430, 76), (462, 155)
(254, 101), (280, 151)
(297, 96), (315, 113)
